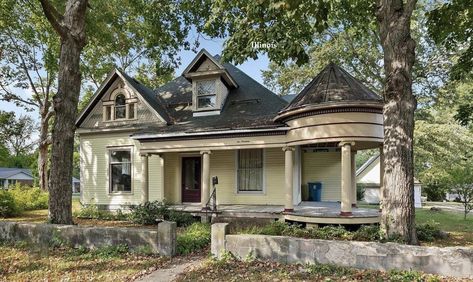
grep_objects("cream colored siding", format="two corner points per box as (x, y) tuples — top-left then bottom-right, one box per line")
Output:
(160, 148), (286, 205)
(213, 148), (285, 205)
(80, 133), (163, 207)
(302, 152), (341, 201)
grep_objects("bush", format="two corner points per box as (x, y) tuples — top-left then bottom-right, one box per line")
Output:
(416, 221), (444, 242)
(168, 210), (195, 227)
(353, 225), (381, 241)
(74, 205), (122, 220)
(356, 183), (365, 201)
(128, 200), (197, 226)
(0, 190), (22, 217)
(128, 201), (169, 225)
(177, 222), (211, 255)
(8, 186), (48, 211)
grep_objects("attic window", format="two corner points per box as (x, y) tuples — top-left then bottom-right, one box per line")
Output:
(196, 80), (216, 109)
(115, 94), (126, 119)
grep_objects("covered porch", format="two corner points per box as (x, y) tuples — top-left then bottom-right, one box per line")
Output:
(169, 201), (380, 225)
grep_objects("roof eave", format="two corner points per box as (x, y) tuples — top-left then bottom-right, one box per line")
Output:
(274, 101), (384, 122)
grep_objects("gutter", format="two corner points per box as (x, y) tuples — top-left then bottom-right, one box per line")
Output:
(131, 127), (290, 140)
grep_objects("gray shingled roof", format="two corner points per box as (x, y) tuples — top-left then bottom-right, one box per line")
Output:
(0, 168), (33, 179)
(282, 63), (382, 113)
(132, 55), (288, 135)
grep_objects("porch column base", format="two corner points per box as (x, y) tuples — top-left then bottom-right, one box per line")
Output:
(340, 211), (353, 216)
(283, 208), (294, 212)
(352, 203), (358, 208)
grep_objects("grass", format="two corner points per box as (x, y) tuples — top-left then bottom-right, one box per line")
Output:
(176, 258), (454, 282)
(0, 242), (168, 281)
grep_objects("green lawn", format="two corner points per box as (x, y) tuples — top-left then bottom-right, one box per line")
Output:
(358, 204), (473, 246)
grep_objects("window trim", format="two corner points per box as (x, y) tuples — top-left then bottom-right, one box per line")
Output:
(107, 146), (134, 195)
(114, 93), (127, 120)
(234, 149), (266, 195)
(195, 79), (218, 110)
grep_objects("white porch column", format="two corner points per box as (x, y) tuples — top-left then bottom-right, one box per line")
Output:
(158, 154), (165, 201)
(141, 154), (149, 204)
(339, 142), (354, 216)
(200, 150), (211, 210)
(283, 146), (295, 212)
(379, 145), (385, 210)
(351, 151), (357, 208)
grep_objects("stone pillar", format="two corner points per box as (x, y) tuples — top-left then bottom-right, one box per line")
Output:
(339, 142), (354, 216)
(201, 150), (211, 210)
(283, 147), (295, 212)
(351, 151), (357, 208)
(211, 223), (229, 259)
(141, 154), (149, 204)
(157, 221), (176, 256)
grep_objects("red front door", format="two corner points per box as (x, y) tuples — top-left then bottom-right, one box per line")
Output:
(181, 157), (202, 202)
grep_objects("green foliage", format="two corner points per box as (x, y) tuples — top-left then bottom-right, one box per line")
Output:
(356, 183), (365, 201)
(94, 244), (129, 259)
(128, 201), (170, 225)
(416, 221), (444, 242)
(167, 210), (195, 227)
(352, 225), (381, 241)
(74, 205), (123, 221)
(427, 0), (472, 80)
(0, 189), (21, 217)
(177, 222), (211, 255)
(387, 269), (425, 282)
(8, 185), (48, 211)
(128, 200), (196, 226)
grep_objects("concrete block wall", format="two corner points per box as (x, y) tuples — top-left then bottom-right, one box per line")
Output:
(0, 221), (176, 256)
(211, 224), (473, 278)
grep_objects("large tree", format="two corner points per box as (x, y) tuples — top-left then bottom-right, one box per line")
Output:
(35, 0), (209, 224)
(202, 0), (419, 243)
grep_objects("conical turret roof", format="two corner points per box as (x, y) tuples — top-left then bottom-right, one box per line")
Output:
(277, 63), (382, 120)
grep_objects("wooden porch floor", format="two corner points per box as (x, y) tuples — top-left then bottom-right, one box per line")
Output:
(170, 201), (380, 225)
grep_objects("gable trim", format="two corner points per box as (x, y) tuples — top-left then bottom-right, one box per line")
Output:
(76, 69), (169, 127)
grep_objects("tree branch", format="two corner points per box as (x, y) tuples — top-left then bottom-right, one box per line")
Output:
(38, 0), (67, 38)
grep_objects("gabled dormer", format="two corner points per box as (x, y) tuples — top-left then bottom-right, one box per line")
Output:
(182, 49), (238, 116)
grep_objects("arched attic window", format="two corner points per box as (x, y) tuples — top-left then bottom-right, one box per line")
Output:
(115, 94), (126, 119)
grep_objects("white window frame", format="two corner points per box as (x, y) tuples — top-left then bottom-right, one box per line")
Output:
(108, 146), (134, 195)
(195, 79), (217, 110)
(235, 148), (266, 194)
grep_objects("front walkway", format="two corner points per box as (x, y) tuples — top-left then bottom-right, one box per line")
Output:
(170, 201), (380, 225)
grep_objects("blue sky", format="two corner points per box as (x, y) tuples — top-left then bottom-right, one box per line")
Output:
(0, 35), (271, 122)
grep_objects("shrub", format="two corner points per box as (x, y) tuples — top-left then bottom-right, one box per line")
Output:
(128, 201), (169, 225)
(74, 205), (120, 220)
(168, 210), (195, 227)
(353, 225), (381, 241)
(310, 226), (352, 240)
(128, 201), (197, 226)
(8, 186), (48, 211)
(416, 221), (444, 242)
(177, 222), (211, 255)
(356, 183), (366, 201)
(0, 190), (22, 217)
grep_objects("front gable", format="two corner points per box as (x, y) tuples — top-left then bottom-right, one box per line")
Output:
(77, 70), (169, 131)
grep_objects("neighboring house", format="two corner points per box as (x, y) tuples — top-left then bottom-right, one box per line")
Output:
(356, 154), (422, 208)
(72, 177), (81, 195)
(0, 168), (34, 189)
(76, 49), (384, 219)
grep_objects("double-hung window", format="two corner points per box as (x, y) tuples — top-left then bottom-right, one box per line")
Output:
(196, 80), (217, 109)
(109, 149), (132, 193)
(237, 149), (264, 192)
(114, 94), (127, 119)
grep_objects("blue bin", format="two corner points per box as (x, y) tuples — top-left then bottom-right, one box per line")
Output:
(308, 182), (322, 201)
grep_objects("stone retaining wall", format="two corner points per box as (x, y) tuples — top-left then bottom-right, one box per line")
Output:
(0, 221), (176, 256)
(211, 223), (473, 278)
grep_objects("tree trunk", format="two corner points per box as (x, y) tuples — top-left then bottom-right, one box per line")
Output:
(38, 110), (50, 192)
(376, 0), (418, 244)
(40, 0), (88, 224)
